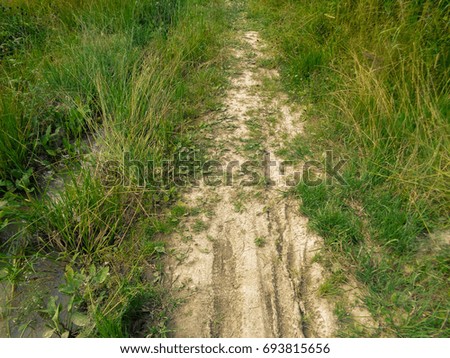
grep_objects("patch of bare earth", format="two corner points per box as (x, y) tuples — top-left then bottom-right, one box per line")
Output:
(164, 28), (340, 338)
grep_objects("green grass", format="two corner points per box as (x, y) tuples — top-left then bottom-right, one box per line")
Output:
(249, 0), (449, 337)
(0, 0), (230, 337)
(249, 0), (449, 217)
(3, 0), (447, 339)
(192, 219), (209, 234)
(32, 171), (125, 254)
(254, 237), (266, 248)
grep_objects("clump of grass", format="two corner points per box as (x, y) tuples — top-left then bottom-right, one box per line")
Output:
(32, 171), (126, 254)
(318, 271), (347, 298)
(192, 219), (209, 233)
(318, 280), (341, 298)
(254, 237), (266, 247)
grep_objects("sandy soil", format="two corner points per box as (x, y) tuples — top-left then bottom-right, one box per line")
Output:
(164, 28), (339, 338)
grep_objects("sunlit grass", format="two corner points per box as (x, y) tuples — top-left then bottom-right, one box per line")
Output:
(249, 0), (449, 337)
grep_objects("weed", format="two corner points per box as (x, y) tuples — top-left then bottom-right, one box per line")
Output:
(254, 237), (266, 247)
(192, 219), (209, 233)
(318, 272), (346, 298)
(233, 200), (245, 213)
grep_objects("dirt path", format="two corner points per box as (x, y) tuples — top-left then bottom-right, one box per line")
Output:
(164, 20), (338, 338)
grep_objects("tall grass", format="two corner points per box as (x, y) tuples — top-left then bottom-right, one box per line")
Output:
(250, 0), (449, 217)
(249, 0), (449, 337)
(1, 0), (228, 337)
(0, 0), (187, 191)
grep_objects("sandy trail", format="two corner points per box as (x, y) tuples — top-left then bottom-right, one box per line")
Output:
(164, 27), (338, 338)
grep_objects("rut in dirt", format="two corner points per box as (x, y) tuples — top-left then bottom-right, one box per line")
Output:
(164, 23), (339, 338)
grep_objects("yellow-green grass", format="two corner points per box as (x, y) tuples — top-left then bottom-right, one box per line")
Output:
(0, 0), (230, 337)
(249, 0), (449, 337)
